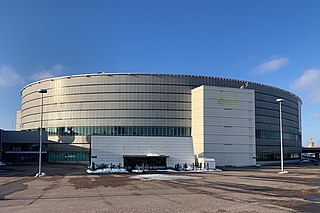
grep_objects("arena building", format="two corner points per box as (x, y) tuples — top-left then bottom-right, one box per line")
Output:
(17, 73), (302, 168)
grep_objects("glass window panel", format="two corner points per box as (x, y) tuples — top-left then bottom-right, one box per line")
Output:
(153, 127), (156, 136)
(101, 127), (106, 135)
(111, 126), (114, 136)
(128, 126), (133, 135)
(137, 127), (142, 136)
(132, 126), (137, 135)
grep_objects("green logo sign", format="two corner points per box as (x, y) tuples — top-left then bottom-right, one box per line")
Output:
(217, 99), (239, 105)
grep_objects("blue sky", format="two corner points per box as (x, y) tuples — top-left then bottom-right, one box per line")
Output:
(0, 0), (319, 145)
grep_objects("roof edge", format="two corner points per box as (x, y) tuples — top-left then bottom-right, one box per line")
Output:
(20, 72), (302, 103)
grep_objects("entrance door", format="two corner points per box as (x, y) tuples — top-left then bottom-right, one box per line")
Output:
(123, 155), (167, 170)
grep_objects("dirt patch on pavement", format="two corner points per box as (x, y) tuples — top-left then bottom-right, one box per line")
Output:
(68, 175), (133, 189)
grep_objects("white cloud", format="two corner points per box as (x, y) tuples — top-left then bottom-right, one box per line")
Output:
(0, 65), (23, 87)
(255, 57), (289, 74)
(292, 69), (320, 104)
(30, 64), (65, 81)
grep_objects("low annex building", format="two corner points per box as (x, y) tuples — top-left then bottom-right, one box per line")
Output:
(0, 129), (48, 163)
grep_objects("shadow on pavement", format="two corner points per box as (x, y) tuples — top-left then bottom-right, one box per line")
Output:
(0, 163), (87, 177)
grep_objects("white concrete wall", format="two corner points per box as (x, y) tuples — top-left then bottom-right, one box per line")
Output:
(91, 136), (194, 168)
(192, 85), (256, 167)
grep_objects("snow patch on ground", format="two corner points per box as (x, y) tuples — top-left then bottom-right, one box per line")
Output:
(86, 168), (128, 174)
(132, 168), (222, 173)
(87, 168), (222, 174)
(0, 161), (5, 166)
(185, 168), (222, 172)
(35, 172), (46, 177)
(130, 174), (201, 181)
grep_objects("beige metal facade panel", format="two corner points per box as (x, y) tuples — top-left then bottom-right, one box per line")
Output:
(203, 126), (254, 135)
(204, 89), (255, 99)
(16, 111), (21, 130)
(28, 93), (189, 102)
(203, 109), (254, 118)
(22, 110), (190, 121)
(20, 75), (192, 130)
(42, 119), (188, 128)
(191, 87), (204, 157)
(207, 153), (254, 167)
(91, 136), (194, 167)
(191, 85), (256, 166)
(204, 144), (255, 153)
(22, 102), (191, 113)
(204, 101), (255, 111)
(204, 135), (254, 143)
(204, 117), (254, 126)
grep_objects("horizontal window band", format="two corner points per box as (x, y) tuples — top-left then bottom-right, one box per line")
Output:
(22, 83), (197, 99)
(255, 113), (299, 123)
(21, 100), (191, 112)
(256, 129), (301, 141)
(22, 117), (192, 125)
(255, 91), (300, 106)
(21, 109), (192, 119)
(255, 107), (299, 118)
(22, 82), (301, 104)
(255, 121), (299, 129)
(27, 126), (192, 137)
(255, 98), (298, 112)
(22, 91), (191, 105)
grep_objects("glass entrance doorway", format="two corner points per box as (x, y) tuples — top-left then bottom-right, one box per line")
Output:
(123, 155), (167, 171)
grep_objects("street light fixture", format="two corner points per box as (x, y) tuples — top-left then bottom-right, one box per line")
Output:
(36, 89), (47, 177)
(276, 98), (287, 174)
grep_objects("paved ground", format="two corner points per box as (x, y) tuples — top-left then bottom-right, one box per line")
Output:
(0, 163), (320, 213)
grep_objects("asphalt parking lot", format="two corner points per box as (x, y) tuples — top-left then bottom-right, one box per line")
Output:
(0, 163), (320, 213)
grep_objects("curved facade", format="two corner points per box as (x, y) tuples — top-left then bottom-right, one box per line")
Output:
(20, 73), (302, 162)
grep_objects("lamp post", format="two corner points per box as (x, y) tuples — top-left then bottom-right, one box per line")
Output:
(276, 98), (287, 174)
(36, 89), (47, 177)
